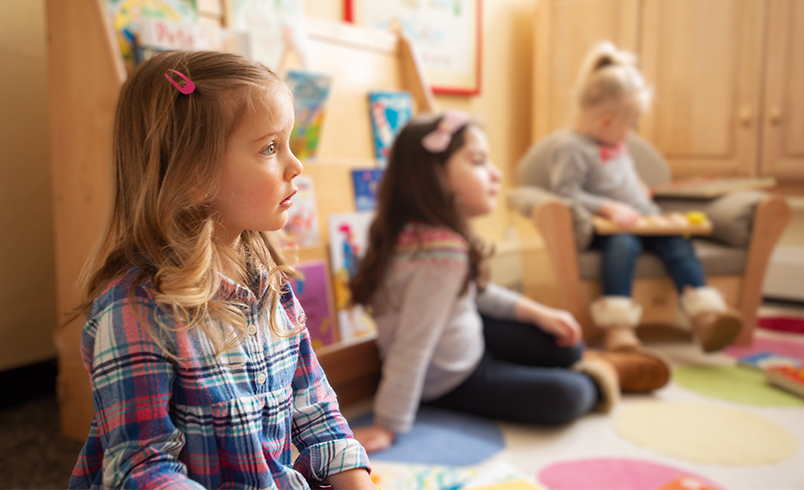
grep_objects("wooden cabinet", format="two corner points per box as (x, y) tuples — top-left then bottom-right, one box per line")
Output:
(761, 0), (804, 180)
(639, 0), (764, 178)
(532, 0), (804, 181)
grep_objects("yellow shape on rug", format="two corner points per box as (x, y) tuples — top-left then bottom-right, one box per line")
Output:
(614, 401), (798, 465)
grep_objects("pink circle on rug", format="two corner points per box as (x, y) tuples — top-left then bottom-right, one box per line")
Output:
(538, 457), (723, 490)
(759, 316), (804, 335)
(724, 337), (804, 362)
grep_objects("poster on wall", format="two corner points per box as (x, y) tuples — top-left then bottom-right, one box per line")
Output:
(345, 0), (481, 95)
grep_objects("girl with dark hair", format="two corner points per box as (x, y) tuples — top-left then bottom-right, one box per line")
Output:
(349, 111), (670, 453)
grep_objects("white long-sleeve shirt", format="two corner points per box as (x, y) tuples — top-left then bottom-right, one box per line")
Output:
(370, 222), (521, 433)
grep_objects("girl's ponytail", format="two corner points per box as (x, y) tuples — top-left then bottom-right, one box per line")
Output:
(573, 41), (651, 118)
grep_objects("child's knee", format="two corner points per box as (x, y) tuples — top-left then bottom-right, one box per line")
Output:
(608, 234), (643, 257)
(544, 374), (598, 424)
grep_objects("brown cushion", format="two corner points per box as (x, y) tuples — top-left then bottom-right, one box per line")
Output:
(656, 191), (764, 248)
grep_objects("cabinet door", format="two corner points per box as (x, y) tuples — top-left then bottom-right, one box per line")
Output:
(639, 0), (765, 178)
(761, 0), (804, 180)
(532, 0), (640, 140)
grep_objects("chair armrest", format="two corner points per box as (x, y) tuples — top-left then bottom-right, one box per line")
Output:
(507, 186), (594, 250)
(656, 190), (767, 247)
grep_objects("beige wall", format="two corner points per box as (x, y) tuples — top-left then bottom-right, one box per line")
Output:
(0, 0), (57, 370)
(305, 0), (538, 243)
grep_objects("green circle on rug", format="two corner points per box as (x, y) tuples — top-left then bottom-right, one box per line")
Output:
(614, 401), (798, 465)
(674, 365), (804, 406)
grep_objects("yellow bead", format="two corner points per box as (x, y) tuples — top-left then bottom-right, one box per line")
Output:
(687, 211), (706, 224)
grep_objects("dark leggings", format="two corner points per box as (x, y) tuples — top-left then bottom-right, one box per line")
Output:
(425, 316), (599, 425)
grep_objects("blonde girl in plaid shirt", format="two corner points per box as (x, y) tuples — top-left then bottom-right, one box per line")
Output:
(68, 51), (373, 490)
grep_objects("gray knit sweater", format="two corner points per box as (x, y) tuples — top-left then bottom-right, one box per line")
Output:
(549, 131), (661, 215)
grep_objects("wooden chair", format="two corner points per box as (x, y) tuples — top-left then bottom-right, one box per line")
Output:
(509, 131), (791, 346)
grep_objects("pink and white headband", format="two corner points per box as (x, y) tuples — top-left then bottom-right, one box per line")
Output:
(421, 110), (469, 153)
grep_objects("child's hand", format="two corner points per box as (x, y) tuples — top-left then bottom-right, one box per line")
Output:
(352, 424), (395, 454)
(517, 300), (583, 347)
(599, 200), (642, 228)
(534, 306), (584, 347)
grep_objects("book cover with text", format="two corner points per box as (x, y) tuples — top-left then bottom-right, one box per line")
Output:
(104, 0), (198, 70)
(133, 16), (250, 66)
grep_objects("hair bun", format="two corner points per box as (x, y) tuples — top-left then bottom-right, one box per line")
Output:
(573, 40), (650, 114)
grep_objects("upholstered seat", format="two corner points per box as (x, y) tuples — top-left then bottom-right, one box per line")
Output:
(509, 130), (791, 345)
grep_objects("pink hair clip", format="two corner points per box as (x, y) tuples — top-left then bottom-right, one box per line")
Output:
(421, 110), (469, 153)
(164, 69), (196, 95)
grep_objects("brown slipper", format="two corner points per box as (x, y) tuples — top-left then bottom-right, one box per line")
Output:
(584, 349), (671, 393)
(604, 326), (642, 352)
(691, 309), (743, 352)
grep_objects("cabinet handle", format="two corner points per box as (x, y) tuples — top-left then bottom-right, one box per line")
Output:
(769, 108), (782, 125)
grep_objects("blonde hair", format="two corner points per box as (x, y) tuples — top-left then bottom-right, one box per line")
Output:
(573, 41), (652, 123)
(78, 50), (301, 359)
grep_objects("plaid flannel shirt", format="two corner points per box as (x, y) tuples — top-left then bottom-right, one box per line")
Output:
(69, 267), (369, 489)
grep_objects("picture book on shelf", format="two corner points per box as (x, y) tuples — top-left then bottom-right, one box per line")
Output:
(368, 91), (413, 167)
(285, 70), (333, 162)
(289, 261), (337, 349)
(327, 212), (376, 341)
(104, 0), (198, 71)
(281, 176), (319, 248)
(351, 169), (384, 212)
(133, 17), (250, 66)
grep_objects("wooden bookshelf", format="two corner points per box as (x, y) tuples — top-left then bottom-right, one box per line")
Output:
(46, 0), (433, 441)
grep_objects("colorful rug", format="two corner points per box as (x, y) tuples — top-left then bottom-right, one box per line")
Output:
(370, 460), (542, 490)
(723, 336), (804, 362)
(537, 457), (723, 490)
(673, 365), (804, 406)
(758, 316), (804, 335)
(349, 406), (505, 466)
(613, 401), (798, 465)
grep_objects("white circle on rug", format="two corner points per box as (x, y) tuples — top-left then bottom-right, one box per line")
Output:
(613, 401), (797, 465)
